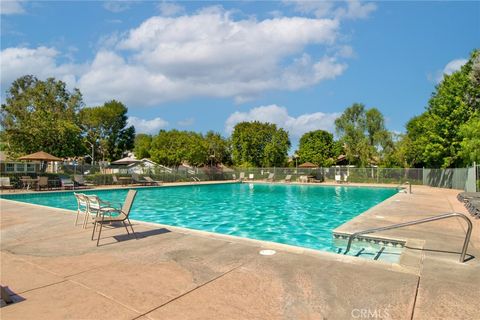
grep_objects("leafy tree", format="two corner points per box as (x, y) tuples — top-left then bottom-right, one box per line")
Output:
(297, 130), (335, 166)
(459, 114), (480, 165)
(0, 75), (83, 158)
(403, 49), (480, 167)
(263, 128), (290, 167)
(204, 131), (231, 166)
(231, 121), (290, 167)
(133, 134), (152, 159)
(335, 103), (390, 166)
(80, 100), (135, 161)
(149, 130), (208, 167)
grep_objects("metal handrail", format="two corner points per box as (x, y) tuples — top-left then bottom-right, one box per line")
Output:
(343, 212), (473, 263)
(397, 181), (411, 194)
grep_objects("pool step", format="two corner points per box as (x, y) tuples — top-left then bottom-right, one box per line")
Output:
(337, 246), (386, 259)
(335, 244), (402, 263)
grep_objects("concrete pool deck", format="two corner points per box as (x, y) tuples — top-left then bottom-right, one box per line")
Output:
(0, 184), (478, 319)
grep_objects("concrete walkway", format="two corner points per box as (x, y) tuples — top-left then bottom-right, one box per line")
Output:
(0, 185), (478, 319)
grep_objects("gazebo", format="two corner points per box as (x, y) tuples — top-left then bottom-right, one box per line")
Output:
(18, 151), (62, 172)
(298, 162), (318, 168)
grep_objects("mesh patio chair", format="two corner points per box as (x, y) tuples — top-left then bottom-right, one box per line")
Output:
(37, 176), (49, 191)
(60, 177), (75, 190)
(83, 195), (118, 228)
(91, 189), (138, 246)
(74, 193), (88, 226)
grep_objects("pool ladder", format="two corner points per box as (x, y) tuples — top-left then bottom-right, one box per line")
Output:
(342, 212), (473, 263)
(397, 181), (412, 194)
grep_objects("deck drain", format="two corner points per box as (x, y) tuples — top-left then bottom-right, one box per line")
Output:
(259, 249), (276, 256)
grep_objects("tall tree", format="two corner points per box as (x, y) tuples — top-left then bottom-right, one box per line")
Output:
(149, 130), (209, 167)
(297, 130), (335, 166)
(133, 134), (152, 159)
(459, 114), (480, 165)
(335, 103), (390, 166)
(231, 121), (290, 167)
(403, 49), (480, 167)
(80, 100), (135, 161)
(204, 131), (231, 166)
(0, 75), (83, 158)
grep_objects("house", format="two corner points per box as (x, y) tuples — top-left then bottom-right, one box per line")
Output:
(107, 157), (167, 175)
(0, 151), (41, 174)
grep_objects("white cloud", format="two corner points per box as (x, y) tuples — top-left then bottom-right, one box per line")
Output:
(157, 1), (185, 17)
(442, 58), (467, 76)
(287, 0), (376, 20)
(225, 104), (340, 138)
(1, 0), (25, 15)
(432, 58), (468, 83)
(178, 117), (195, 126)
(127, 116), (169, 134)
(1, 7), (350, 106)
(103, 1), (132, 13)
(340, 0), (377, 20)
(80, 8), (343, 105)
(0, 46), (85, 90)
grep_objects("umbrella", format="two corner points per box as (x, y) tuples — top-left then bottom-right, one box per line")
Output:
(299, 162), (318, 168)
(18, 151), (62, 162)
(111, 156), (140, 165)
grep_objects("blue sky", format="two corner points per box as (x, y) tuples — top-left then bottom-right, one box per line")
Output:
(1, 0), (479, 150)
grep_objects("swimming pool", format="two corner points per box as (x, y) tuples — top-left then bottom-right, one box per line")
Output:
(0, 183), (397, 253)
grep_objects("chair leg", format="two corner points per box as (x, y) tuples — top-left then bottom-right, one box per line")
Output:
(83, 212), (89, 229)
(91, 221), (97, 240)
(96, 223), (103, 246)
(75, 210), (80, 226)
(122, 221), (130, 234)
(127, 219), (137, 239)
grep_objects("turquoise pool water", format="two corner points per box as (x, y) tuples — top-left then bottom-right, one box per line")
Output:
(0, 183), (397, 252)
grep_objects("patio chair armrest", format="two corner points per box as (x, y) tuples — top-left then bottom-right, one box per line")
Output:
(96, 207), (121, 221)
(99, 200), (121, 210)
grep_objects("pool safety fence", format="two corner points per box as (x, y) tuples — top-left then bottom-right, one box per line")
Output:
(0, 164), (477, 191)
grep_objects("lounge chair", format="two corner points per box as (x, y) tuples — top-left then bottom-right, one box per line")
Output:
(239, 172), (245, 181)
(60, 177), (75, 190)
(232, 174), (237, 180)
(266, 173), (274, 182)
(0, 177), (14, 190)
(91, 189), (138, 246)
(112, 175), (120, 185)
(144, 176), (162, 186)
(299, 175), (309, 183)
(283, 175), (292, 183)
(248, 174), (254, 181)
(131, 173), (148, 185)
(73, 175), (95, 188)
(457, 192), (480, 202)
(343, 174), (349, 183)
(335, 174), (342, 183)
(464, 197), (480, 215)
